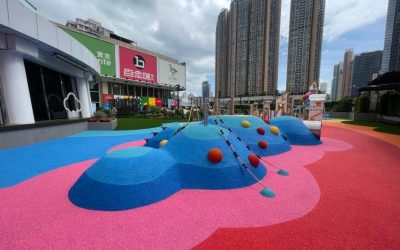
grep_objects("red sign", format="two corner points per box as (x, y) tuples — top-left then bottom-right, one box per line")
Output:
(156, 98), (162, 107)
(102, 94), (114, 104)
(119, 46), (157, 83)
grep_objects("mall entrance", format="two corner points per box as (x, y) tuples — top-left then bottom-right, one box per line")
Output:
(25, 60), (81, 122)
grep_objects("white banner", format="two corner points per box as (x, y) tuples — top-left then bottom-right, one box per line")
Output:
(158, 59), (186, 89)
(309, 101), (324, 121)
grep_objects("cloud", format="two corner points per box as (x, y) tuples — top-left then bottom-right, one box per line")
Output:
(31, 0), (388, 94)
(280, 0), (389, 42)
(323, 0), (388, 42)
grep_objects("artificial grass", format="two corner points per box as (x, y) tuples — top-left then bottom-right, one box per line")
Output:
(115, 118), (187, 130)
(342, 120), (400, 135)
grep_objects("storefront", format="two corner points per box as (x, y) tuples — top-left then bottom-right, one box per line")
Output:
(0, 0), (100, 149)
(61, 26), (186, 113)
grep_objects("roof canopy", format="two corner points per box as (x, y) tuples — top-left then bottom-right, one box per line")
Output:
(359, 71), (400, 92)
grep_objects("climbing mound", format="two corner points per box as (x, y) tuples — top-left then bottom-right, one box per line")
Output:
(270, 116), (321, 145)
(69, 124), (266, 211)
(208, 115), (291, 156)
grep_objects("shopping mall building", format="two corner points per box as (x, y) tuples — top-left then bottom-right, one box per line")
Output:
(0, 0), (186, 148)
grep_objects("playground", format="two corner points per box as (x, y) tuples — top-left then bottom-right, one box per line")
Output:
(0, 112), (399, 248)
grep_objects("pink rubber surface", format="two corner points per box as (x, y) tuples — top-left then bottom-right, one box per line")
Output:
(0, 137), (351, 249)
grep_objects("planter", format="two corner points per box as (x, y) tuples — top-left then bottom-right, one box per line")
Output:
(88, 119), (117, 130)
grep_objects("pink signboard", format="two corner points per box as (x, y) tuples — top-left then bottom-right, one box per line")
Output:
(119, 46), (157, 83)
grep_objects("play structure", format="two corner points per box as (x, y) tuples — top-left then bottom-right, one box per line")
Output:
(69, 82), (324, 211)
(69, 114), (322, 211)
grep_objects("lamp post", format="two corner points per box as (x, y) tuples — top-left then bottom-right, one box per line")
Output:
(175, 84), (181, 110)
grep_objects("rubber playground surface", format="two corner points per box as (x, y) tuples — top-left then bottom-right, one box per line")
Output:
(1, 122), (400, 249)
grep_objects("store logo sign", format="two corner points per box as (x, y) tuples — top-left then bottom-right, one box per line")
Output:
(134, 55), (145, 69)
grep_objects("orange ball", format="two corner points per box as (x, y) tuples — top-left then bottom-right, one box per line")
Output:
(248, 154), (260, 168)
(208, 148), (223, 163)
(258, 140), (268, 149)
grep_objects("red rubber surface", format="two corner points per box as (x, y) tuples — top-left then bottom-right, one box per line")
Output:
(196, 125), (400, 249)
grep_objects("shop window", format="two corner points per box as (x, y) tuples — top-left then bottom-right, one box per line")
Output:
(42, 67), (68, 120)
(25, 60), (81, 121)
(90, 81), (100, 103)
(135, 86), (141, 97)
(25, 61), (49, 121)
(112, 83), (121, 95)
(108, 82), (112, 94)
(128, 85), (135, 96)
(121, 84), (127, 95)
(61, 73), (80, 114)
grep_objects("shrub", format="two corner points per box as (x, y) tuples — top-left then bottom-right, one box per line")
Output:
(93, 110), (107, 118)
(355, 95), (370, 113)
(380, 91), (400, 117)
(103, 109), (112, 118)
(331, 97), (353, 112)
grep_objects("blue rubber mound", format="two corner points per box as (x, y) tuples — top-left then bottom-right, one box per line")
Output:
(144, 124), (181, 148)
(163, 124), (266, 189)
(69, 147), (180, 211)
(270, 116), (321, 145)
(208, 115), (291, 156)
(69, 124), (266, 211)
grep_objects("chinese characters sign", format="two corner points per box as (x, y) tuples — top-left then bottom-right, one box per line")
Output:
(63, 29), (116, 76)
(119, 46), (157, 83)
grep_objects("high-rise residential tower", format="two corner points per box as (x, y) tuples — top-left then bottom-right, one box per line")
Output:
(215, 8), (229, 104)
(319, 82), (327, 93)
(331, 64), (339, 102)
(215, 0), (282, 102)
(351, 51), (383, 97)
(382, 0), (400, 73)
(286, 0), (326, 95)
(333, 62), (344, 101)
(342, 49), (354, 97)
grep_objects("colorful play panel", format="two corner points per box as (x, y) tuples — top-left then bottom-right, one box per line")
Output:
(1, 116), (399, 248)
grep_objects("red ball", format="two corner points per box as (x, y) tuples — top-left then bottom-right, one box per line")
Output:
(248, 154), (260, 168)
(208, 148), (223, 163)
(264, 118), (270, 124)
(258, 140), (267, 149)
(257, 127), (265, 135)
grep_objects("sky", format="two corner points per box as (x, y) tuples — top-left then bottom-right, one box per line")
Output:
(31, 0), (389, 95)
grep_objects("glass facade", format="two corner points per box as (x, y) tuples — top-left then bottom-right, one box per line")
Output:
(25, 60), (81, 121)
(106, 82), (171, 99)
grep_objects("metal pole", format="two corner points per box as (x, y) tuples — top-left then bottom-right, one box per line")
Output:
(202, 81), (210, 126)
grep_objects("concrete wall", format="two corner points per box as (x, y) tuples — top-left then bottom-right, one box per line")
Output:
(354, 113), (377, 121)
(325, 112), (354, 119)
(379, 115), (400, 125)
(0, 121), (88, 150)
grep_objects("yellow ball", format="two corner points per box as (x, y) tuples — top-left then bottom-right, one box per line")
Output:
(159, 140), (168, 147)
(241, 120), (251, 128)
(270, 126), (280, 135)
